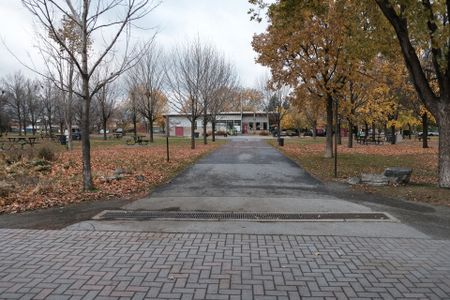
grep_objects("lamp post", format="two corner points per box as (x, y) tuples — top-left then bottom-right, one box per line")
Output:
(334, 97), (339, 178)
(165, 115), (170, 162)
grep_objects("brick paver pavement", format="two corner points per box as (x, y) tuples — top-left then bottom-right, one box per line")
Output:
(0, 229), (449, 299)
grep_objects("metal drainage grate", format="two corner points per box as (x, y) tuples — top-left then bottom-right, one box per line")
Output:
(93, 211), (393, 222)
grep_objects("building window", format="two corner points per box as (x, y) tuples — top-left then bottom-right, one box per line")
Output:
(249, 122), (253, 130)
(263, 122), (267, 130)
(256, 122), (261, 130)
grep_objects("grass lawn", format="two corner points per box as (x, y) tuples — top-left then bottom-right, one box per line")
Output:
(0, 135), (224, 213)
(270, 136), (450, 207)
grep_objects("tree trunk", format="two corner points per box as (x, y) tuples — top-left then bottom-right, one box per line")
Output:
(408, 123), (412, 139)
(312, 121), (317, 139)
(422, 113), (429, 149)
(133, 114), (137, 140)
(149, 116), (154, 143)
(347, 119), (353, 148)
(191, 120), (196, 149)
(48, 117), (52, 138)
(17, 109), (22, 136)
(66, 120), (72, 151)
(372, 122), (376, 141)
(101, 116), (107, 140)
(337, 116), (342, 145)
(390, 125), (396, 145)
(438, 104), (450, 187)
(203, 116), (207, 145)
(324, 95), (333, 158)
(23, 119), (27, 136)
(277, 118), (281, 139)
(212, 120), (216, 142)
(81, 81), (93, 190)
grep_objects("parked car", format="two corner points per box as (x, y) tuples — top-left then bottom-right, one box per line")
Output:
(64, 127), (81, 140)
(418, 131), (439, 137)
(428, 131), (439, 136)
(99, 129), (110, 134)
(303, 128), (326, 137)
(303, 130), (313, 137)
(285, 128), (299, 136)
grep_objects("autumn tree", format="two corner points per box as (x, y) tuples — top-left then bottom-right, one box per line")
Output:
(23, 0), (158, 190)
(292, 87), (325, 139)
(265, 85), (290, 138)
(373, 0), (450, 187)
(252, 1), (355, 157)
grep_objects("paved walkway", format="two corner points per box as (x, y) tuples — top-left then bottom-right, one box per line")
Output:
(0, 229), (449, 299)
(1, 137), (450, 299)
(68, 138), (431, 238)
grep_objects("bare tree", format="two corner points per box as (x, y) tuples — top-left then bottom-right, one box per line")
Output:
(93, 83), (117, 140)
(165, 39), (209, 149)
(3, 73), (26, 135)
(92, 67), (119, 140)
(22, 0), (158, 190)
(25, 80), (42, 135)
(0, 88), (9, 135)
(129, 44), (166, 142)
(199, 47), (237, 144)
(126, 85), (140, 140)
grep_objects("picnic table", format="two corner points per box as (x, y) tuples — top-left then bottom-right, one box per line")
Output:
(3, 137), (38, 149)
(356, 135), (384, 145)
(417, 134), (429, 142)
(126, 135), (148, 145)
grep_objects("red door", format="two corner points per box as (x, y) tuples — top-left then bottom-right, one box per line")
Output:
(243, 123), (248, 134)
(175, 127), (184, 137)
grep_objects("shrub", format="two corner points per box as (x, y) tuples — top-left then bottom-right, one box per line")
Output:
(259, 130), (269, 136)
(215, 130), (227, 136)
(37, 145), (56, 161)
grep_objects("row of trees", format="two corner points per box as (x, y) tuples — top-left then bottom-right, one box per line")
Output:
(0, 72), (120, 143)
(250, 0), (450, 188)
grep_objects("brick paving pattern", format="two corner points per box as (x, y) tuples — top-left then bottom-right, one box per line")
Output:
(0, 229), (449, 299)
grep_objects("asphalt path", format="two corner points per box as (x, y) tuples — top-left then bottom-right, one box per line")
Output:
(67, 137), (450, 239)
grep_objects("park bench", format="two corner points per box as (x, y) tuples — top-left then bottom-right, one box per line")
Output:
(356, 136), (367, 144)
(126, 135), (149, 145)
(417, 134), (429, 142)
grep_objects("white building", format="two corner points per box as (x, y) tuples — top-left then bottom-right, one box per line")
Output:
(165, 112), (272, 137)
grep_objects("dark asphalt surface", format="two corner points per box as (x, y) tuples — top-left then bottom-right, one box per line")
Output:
(150, 139), (322, 198)
(0, 137), (449, 239)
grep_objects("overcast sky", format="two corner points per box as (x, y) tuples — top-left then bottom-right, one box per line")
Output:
(0, 0), (269, 87)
